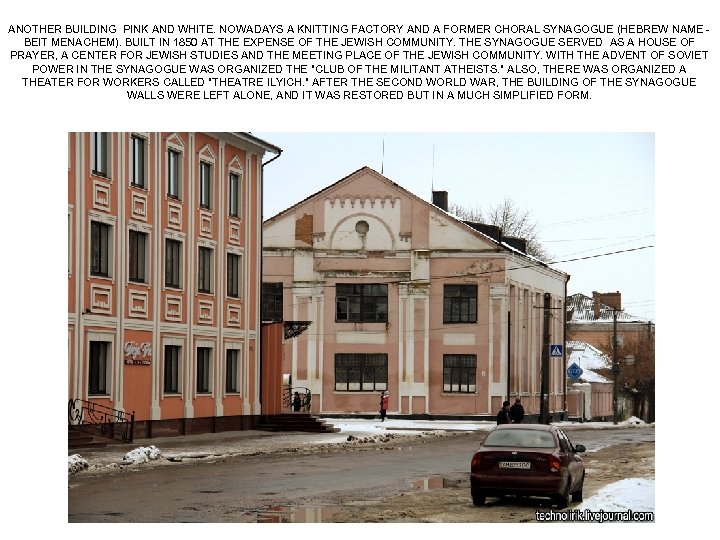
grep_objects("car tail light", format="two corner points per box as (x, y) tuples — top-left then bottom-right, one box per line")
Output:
(548, 455), (562, 472)
(471, 453), (485, 469)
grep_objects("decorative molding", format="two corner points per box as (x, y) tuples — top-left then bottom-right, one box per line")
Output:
(168, 202), (182, 229)
(443, 333), (476, 346)
(165, 295), (182, 321)
(93, 181), (111, 210)
(228, 221), (241, 244)
(131, 192), (147, 221)
(228, 304), (241, 326)
(90, 284), (112, 314)
(199, 210), (213, 237)
(198, 300), (214, 325)
(128, 290), (148, 318)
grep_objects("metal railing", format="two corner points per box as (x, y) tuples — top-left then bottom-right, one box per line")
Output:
(68, 398), (135, 443)
(283, 387), (312, 413)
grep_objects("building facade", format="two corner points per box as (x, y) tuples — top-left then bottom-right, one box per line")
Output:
(262, 167), (569, 420)
(68, 132), (280, 436)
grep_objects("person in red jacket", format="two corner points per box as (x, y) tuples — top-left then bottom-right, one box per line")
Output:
(380, 391), (389, 422)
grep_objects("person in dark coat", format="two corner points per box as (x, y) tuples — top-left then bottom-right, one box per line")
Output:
(496, 400), (510, 424)
(292, 391), (301, 412)
(509, 398), (525, 424)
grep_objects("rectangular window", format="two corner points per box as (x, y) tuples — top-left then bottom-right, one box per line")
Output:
(197, 347), (211, 393)
(200, 162), (211, 208)
(128, 230), (147, 283)
(226, 349), (239, 393)
(164, 345), (180, 394)
(443, 284), (478, 323)
(92, 132), (109, 177)
(228, 172), (240, 217)
(131, 135), (146, 188)
(165, 239), (181, 288)
(90, 221), (110, 277)
(88, 341), (109, 395)
(261, 282), (284, 322)
(336, 284), (388, 322)
(227, 253), (241, 298)
(167, 149), (181, 199)
(335, 353), (388, 391)
(443, 355), (477, 393)
(198, 247), (212, 293)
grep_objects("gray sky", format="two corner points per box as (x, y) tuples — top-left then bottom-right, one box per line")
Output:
(257, 132), (655, 321)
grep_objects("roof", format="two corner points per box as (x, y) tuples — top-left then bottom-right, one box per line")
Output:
(566, 293), (648, 324)
(263, 166), (567, 277)
(566, 340), (612, 384)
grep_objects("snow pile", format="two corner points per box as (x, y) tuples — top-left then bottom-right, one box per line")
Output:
(122, 445), (162, 465)
(578, 478), (654, 512)
(621, 416), (646, 426)
(68, 454), (88, 475)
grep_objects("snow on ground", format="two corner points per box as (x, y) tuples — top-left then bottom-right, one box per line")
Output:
(578, 478), (655, 513)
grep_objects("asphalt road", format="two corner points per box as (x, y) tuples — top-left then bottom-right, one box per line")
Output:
(68, 426), (654, 523)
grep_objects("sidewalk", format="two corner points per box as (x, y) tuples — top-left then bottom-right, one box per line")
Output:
(68, 417), (650, 475)
(68, 418), (493, 474)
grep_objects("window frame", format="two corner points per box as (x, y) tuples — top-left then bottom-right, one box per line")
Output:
(130, 135), (146, 188)
(198, 246), (213, 294)
(167, 149), (181, 199)
(92, 132), (110, 177)
(228, 172), (241, 217)
(442, 354), (477, 393)
(165, 238), (182, 289)
(196, 347), (212, 394)
(335, 283), (388, 322)
(261, 282), (284, 322)
(335, 353), (388, 392)
(226, 349), (239, 393)
(163, 345), (181, 394)
(128, 229), (148, 283)
(88, 341), (110, 396)
(227, 252), (242, 299)
(199, 161), (212, 209)
(443, 284), (478, 324)
(90, 220), (111, 277)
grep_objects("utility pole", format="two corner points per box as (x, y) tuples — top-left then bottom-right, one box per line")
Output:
(595, 291), (622, 425)
(540, 292), (551, 424)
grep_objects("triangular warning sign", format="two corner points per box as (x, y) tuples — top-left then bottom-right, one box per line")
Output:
(551, 346), (562, 356)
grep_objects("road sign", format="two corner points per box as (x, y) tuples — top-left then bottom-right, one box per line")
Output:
(567, 362), (583, 380)
(550, 344), (563, 357)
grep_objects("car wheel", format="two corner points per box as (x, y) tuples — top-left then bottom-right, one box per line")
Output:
(554, 481), (570, 509)
(471, 488), (486, 506)
(572, 473), (585, 502)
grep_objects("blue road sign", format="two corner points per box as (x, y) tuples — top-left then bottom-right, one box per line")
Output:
(567, 362), (583, 380)
(550, 344), (564, 357)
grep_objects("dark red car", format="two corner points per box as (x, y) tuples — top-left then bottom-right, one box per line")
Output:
(470, 424), (586, 509)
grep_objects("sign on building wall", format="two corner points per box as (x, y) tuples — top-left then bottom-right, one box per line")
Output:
(124, 341), (152, 365)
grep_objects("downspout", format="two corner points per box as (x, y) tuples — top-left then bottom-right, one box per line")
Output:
(258, 148), (283, 414)
(563, 274), (570, 420)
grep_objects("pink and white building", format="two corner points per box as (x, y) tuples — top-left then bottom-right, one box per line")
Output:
(262, 167), (570, 420)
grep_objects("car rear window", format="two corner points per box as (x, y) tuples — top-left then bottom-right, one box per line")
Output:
(483, 429), (556, 448)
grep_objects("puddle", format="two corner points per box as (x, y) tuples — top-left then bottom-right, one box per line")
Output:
(252, 505), (342, 523)
(408, 475), (458, 491)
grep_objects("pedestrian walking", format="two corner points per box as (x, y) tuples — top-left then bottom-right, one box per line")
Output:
(509, 398), (525, 424)
(496, 400), (510, 425)
(380, 391), (389, 422)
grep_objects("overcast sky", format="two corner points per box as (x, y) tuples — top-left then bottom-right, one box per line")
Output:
(257, 132), (655, 321)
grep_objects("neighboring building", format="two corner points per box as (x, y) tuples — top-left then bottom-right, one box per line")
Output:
(262, 167), (569, 420)
(565, 340), (613, 421)
(566, 292), (654, 351)
(68, 132), (281, 437)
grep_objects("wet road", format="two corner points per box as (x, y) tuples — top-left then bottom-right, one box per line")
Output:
(68, 426), (654, 522)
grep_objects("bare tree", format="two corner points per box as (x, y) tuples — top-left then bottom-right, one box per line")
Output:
(449, 197), (552, 261)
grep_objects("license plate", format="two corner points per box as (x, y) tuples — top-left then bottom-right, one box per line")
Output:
(499, 461), (531, 469)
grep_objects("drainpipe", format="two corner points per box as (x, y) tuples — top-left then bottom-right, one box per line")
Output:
(258, 147), (283, 415)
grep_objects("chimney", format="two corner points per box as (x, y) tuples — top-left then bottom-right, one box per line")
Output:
(432, 190), (448, 211)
